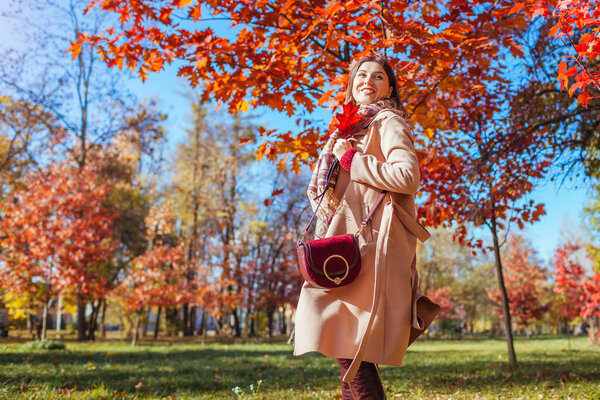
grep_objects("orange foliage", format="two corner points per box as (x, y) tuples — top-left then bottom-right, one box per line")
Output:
(552, 241), (600, 321)
(487, 235), (549, 326)
(552, 241), (586, 320)
(117, 243), (189, 311)
(75, 0), (560, 250)
(0, 161), (117, 301)
(77, 0), (528, 170)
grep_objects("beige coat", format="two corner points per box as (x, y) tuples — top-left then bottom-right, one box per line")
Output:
(293, 109), (440, 382)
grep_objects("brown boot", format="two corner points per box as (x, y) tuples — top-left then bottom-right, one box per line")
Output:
(337, 358), (386, 400)
(337, 358), (355, 400)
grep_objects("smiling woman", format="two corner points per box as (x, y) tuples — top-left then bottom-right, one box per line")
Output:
(293, 55), (440, 400)
(350, 63), (393, 106)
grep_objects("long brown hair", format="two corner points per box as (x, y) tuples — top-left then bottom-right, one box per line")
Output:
(344, 55), (407, 117)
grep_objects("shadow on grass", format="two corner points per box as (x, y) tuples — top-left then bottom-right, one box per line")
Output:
(1, 342), (599, 397)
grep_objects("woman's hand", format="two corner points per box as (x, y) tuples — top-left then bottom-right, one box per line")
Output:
(333, 139), (353, 160)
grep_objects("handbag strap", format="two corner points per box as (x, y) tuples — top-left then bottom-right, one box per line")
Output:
(354, 191), (387, 238)
(301, 160), (339, 237)
(300, 160), (387, 239)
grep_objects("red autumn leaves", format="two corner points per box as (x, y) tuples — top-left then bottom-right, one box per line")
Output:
(334, 103), (362, 138)
(510, 0), (600, 108)
(0, 162), (116, 303)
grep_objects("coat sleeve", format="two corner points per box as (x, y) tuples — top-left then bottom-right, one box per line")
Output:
(349, 115), (420, 194)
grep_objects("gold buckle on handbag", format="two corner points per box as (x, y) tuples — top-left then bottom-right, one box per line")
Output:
(323, 254), (349, 285)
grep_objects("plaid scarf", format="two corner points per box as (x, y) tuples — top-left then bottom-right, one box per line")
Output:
(307, 98), (399, 237)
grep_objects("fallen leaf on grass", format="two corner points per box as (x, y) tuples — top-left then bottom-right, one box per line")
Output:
(461, 374), (479, 382)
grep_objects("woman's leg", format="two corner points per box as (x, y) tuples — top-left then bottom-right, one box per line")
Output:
(337, 358), (386, 400)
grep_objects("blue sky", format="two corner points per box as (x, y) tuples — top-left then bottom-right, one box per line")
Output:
(0, 2), (592, 266)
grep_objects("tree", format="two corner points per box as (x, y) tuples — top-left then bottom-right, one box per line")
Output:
(169, 101), (256, 337)
(499, 16), (600, 181)
(0, 0), (167, 340)
(0, 1), (136, 167)
(552, 240), (600, 343)
(426, 286), (454, 320)
(417, 93), (554, 365)
(488, 235), (550, 334)
(418, 228), (497, 335)
(0, 161), (116, 340)
(509, 0), (600, 108)
(77, 0), (529, 170)
(585, 181), (600, 268)
(552, 241), (586, 324)
(0, 96), (60, 194)
(117, 242), (188, 345)
(583, 182), (600, 343)
(92, 99), (167, 338)
(581, 273), (600, 343)
(240, 171), (305, 337)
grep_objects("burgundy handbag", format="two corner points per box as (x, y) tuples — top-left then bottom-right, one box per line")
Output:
(297, 162), (386, 288)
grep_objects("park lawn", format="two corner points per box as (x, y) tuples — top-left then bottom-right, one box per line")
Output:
(0, 336), (599, 399)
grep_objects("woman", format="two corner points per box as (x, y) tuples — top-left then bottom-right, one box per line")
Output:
(294, 55), (441, 400)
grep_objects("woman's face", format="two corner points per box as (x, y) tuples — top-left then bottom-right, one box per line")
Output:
(351, 62), (393, 105)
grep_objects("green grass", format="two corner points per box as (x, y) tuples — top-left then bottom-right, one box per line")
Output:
(1, 336), (599, 399)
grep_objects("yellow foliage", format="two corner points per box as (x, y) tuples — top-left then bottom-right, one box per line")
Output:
(237, 100), (249, 112)
(60, 294), (78, 316)
(3, 292), (77, 320)
(3, 292), (36, 320)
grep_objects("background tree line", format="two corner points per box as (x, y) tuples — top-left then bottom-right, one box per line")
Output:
(0, 0), (598, 369)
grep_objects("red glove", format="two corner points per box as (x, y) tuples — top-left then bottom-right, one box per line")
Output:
(340, 148), (357, 172)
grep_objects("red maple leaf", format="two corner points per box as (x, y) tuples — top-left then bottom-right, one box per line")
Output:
(334, 103), (362, 138)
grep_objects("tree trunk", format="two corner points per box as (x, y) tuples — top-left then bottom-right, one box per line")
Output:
(280, 307), (287, 335)
(213, 314), (222, 336)
(267, 309), (274, 337)
(153, 306), (161, 340)
(490, 217), (517, 367)
(86, 301), (101, 341)
(140, 307), (149, 338)
(232, 307), (241, 338)
(182, 303), (191, 336)
(77, 293), (87, 341)
(56, 295), (63, 338)
(41, 297), (49, 341)
(119, 308), (125, 339)
(199, 311), (206, 344)
(165, 307), (178, 336)
(26, 311), (33, 336)
(190, 306), (197, 336)
(100, 299), (107, 338)
(562, 319), (570, 335)
(591, 317), (599, 345)
(249, 313), (256, 338)
(132, 310), (141, 346)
